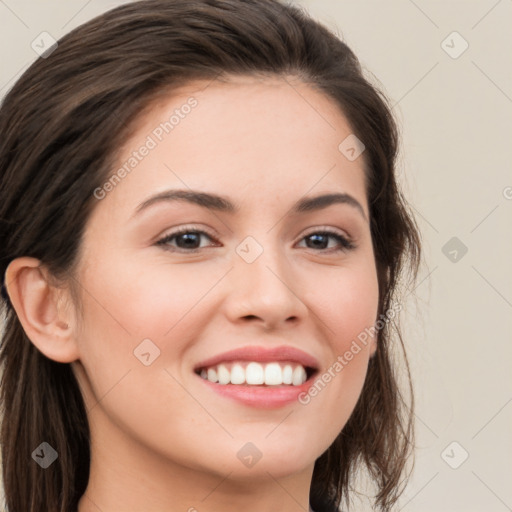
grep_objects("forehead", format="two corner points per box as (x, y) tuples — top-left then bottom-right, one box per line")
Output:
(95, 75), (368, 221)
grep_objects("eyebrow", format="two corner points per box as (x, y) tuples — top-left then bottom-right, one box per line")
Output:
(133, 189), (368, 221)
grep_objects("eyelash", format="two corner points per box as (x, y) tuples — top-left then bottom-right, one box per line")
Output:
(155, 226), (357, 254)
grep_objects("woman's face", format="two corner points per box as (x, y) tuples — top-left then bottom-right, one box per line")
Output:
(70, 75), (379, 481)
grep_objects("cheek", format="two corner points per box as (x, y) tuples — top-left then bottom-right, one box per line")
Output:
(75, 256), (225, 385)
(81, 255), (217, 336)
(309, 262), (379, 348)
(73, 258), (223, 446)
(299, 263), (379, 419)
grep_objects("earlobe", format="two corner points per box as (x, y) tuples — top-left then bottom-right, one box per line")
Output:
(4, 257), (80, 363)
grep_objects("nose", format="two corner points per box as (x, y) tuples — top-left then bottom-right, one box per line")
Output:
(222, 242), (309, 330)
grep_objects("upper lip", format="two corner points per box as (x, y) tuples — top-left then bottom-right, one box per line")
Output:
(194, 345), (320, 371)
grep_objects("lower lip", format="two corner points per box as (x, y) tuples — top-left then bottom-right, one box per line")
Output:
(196, 373), (317, 408)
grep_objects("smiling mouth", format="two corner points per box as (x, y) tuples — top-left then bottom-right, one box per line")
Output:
(194, 361), (318, 387)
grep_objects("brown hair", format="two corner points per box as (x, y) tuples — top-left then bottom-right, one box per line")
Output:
(0, 1), (422, 511)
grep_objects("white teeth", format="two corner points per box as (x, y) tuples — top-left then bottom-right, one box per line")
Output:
(264, 363), (282, 386)
(246, 362), (264, 385)
(292, 366), (305, 386)
(230, 363), (245, 385)
(198, 361), (309, 386)
(282, 364), (293, 384)
(207, 367), (217, 383)
(217, 364), (231, 385)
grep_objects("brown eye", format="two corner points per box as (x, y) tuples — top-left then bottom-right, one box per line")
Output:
(156, 228), (218, 252)
(298, 231), (356, 252)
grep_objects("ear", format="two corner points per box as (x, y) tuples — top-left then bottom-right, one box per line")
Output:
(4, 257), (80, 363)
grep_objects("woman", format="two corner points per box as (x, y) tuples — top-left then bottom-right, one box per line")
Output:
(0, 1), (422, 511)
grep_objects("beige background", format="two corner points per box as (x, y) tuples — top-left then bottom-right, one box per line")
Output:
(1, 1), (511, 511)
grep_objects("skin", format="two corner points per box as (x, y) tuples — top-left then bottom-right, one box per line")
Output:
(6, 75), (379, 512)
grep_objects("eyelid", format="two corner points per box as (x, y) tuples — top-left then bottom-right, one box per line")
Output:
(156, 224), (218, 242)
(296, 226), (356, 251)
(299, 225), (351, 240)
(155, 224), (357, 252)
(154, 225), (221, 254)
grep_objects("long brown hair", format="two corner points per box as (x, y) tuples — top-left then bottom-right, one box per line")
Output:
(0, 1), (422, 511)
